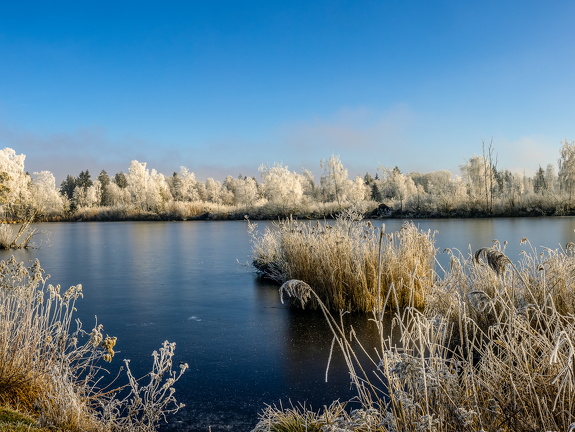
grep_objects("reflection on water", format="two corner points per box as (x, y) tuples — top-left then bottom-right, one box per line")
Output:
(1, 218), (575, 431)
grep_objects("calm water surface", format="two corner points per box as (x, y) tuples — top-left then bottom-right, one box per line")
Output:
(2, 217), (575, 431)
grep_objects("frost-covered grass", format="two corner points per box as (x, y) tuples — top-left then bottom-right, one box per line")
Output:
(253, 240), (575, 432)
(0, 257), (187, 432)
(250, 210), (436, 311)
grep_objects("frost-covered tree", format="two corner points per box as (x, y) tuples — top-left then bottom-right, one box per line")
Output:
(505, 172), (525, 209)
(348, 176), (369, 203)
(364, 172), (383, 202)
(169, 172), (183, 201)
(545, 164), (558, 194)
(59, 170), (96, 210)
(106, 182), (131, 207)
(219, 176), (236, 205)
(174, 167), (200, 202)
(320, 155), (349, 207)
(126, 161), (148, 208)
(0, 148), (33, 218)
(429, 171), (466, 213)
(32, 171), (66, 215)
(223, 175), (259, 207)
(237, 176), (260, 207)
(379, 166), (417, 211)
(259, 163), (303, 211)
(460, 155), (496, 211)
(0, 172), (10, 204)
(204, 178), (224, 204)
(126, 161), (170, 212)
(73, 180), (102, 208)
(301, 169), (317, 200)
(151, 168), (171, 210)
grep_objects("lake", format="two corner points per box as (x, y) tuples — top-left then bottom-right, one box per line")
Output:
(2, 217), (575, 431)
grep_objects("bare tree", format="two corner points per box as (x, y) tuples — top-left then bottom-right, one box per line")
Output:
(482, 139), (498, 214)
(558, 140), (575, 208)
(320, 155), (349, 209)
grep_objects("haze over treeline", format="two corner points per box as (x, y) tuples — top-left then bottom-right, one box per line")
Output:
(1, 141), (575, 221)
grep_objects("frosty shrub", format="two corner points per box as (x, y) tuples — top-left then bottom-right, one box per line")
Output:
(0, 256), (187, 431)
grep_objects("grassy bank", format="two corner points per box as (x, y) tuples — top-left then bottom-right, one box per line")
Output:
(0, 257), (187, 432)
(37, 201), (575, 223)
(252, 221), (575, 431)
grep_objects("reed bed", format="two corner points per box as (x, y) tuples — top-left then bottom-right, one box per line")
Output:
(253, 236), (575, 432)
(0, 256), (187, 431)
(250, 210), (436, 311)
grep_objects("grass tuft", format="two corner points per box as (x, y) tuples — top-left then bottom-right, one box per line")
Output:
(250, 210), (436, 312)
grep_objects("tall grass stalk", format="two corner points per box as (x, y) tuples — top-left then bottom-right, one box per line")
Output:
(0, 256), (187, 431)
(254, 236), (575, 432)
(250, 210), (436, 312)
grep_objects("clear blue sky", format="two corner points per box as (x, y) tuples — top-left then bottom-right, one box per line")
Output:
(1, 1), (574, 182)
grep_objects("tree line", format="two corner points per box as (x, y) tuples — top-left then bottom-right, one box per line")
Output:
(1, 141), (575, 221)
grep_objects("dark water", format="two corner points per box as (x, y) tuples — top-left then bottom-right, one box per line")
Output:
(2, 217), (575, 431)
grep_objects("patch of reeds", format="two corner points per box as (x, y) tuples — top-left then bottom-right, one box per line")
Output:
(254, 239), (575, 432)
(250, 210), (436, 311)
(0, 256), (187, 431)
(0, 220), (38, 249)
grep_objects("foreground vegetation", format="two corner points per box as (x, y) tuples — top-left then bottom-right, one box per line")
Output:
(251, 215), (575, 431)
(0, 257), (187, 431)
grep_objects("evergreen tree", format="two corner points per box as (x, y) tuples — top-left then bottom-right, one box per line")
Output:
(77, 170), (93, 190)
(59, 175), (77, 200)
(98, 170), (112, 206)
(533, 166), (547, 194)
(114, 172), (128, 188)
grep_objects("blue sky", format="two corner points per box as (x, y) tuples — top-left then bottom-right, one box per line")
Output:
(1, 1), (574, 182)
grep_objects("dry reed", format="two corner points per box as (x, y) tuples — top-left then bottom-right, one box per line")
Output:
(250, 209), (436, 311)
